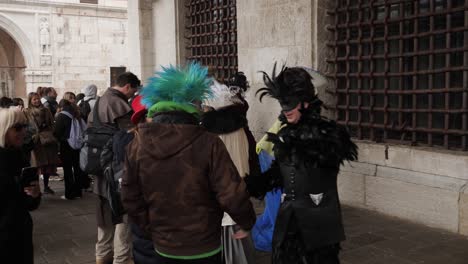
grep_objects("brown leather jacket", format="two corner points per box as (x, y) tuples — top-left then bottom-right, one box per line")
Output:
(88, 88), (133, 199)
(121, 112), (256, 256)
(88, 88), (133, 130)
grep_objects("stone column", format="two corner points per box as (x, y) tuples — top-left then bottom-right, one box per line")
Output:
(152, 0), (185, 70)
(129, 0), (187, 82)
(127, 0), (156, 83)
(0, 68), (9, 97)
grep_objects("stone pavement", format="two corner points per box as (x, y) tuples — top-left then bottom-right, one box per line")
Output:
(32, 181), (468, 264)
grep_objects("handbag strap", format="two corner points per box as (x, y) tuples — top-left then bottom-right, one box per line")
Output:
(60, 111), (73, 119)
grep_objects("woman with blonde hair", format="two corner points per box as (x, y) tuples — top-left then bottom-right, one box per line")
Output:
(0, 108), (41, 264)
(24, 92), (59, 194)
(62, 92), (77, 104)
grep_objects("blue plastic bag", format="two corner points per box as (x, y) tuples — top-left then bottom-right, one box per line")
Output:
(251, 150), (282, 252)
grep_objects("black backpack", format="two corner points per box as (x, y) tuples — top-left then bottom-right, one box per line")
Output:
(80, 98), (118, 175)
(79, 99), (92, 122)
(100, 131), (135, 220)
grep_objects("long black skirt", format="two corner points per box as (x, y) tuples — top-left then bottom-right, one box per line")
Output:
(272, 220), (341, 264)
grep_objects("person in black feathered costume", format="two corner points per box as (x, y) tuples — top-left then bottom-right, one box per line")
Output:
(248, 64), (358, 264)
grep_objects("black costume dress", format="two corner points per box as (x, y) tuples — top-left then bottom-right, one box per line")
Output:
(254, 103), (357, 264)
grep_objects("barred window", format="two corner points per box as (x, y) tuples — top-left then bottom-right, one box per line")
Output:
(185, 0), (238, 82)
(330, 0), (468, 150)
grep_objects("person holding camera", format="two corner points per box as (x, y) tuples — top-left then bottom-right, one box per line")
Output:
(0, 108), (41, 264)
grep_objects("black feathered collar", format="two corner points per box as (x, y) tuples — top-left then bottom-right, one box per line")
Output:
(200, 104), (248, 134)
(267, 105), (358, 168)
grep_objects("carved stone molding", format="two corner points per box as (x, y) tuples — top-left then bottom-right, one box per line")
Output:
(40, 55), (52, 66)
(25, 70), (52, 83)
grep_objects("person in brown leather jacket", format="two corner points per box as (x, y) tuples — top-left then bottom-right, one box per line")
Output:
(89, 72), (141, 264)
(121, 62), (256, 264)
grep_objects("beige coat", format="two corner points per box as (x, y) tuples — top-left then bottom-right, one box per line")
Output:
(25, 106), (59, 167)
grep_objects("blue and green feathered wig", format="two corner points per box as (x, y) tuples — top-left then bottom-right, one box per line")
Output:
(140, 62), (213, 117)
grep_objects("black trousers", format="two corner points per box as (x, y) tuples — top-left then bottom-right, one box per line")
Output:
(80, 172), (91, 189)
(154, 251), (222, 264)
(60, 143), (83, 199)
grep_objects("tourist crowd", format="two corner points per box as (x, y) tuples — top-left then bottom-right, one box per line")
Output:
(0, 63), (356, 264)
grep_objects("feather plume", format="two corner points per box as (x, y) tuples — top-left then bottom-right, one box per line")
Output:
(256, 63), (317, 105)
(140, 62), (213, 109)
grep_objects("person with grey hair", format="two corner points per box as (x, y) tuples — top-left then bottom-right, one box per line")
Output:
(0, 108), (41, 264)
(78, 84), (98, 122)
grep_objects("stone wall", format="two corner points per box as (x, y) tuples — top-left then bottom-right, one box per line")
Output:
(50, 5), (128, 96)
(237, 0), (314, 139)
(0, 0), (128, 97)
(339, 142), (468, 235)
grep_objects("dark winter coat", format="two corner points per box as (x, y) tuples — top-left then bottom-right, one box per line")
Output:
(121, 111), (256, 257)
(42, 96), (58, 116)
(0, 147), (41, 264)
(53, 110), (73, 144)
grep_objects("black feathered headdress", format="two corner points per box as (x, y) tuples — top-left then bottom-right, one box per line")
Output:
(256, 63), (317, 111)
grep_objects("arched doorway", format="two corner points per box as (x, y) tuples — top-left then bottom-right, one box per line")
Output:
(0, 28), (26, 98)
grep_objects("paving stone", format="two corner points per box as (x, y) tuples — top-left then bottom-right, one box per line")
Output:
(342, 232), (387, 251)
(31, 181), (468, 264)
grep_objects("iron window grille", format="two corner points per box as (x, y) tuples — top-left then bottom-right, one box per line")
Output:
(185, 0), (238, 82)
(328, 0), (468, 150)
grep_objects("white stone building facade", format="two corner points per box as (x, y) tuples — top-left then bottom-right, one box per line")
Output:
(127, 0), (468, 236)
(0, 0), (128, 98)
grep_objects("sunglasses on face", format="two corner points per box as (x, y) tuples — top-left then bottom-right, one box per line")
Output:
(12, 123), (28, 132)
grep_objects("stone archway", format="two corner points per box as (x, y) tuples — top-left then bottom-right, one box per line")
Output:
(0, 29), (26, 97)
(0, 13), (35, 68)
(0, 13), (39, 97)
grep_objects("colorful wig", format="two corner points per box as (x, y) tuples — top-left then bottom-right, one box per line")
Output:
(140, 62), (213, 117)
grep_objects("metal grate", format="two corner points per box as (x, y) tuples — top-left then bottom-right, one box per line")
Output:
(328, 0), (468, 150)
(185, 0), (238, 82)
